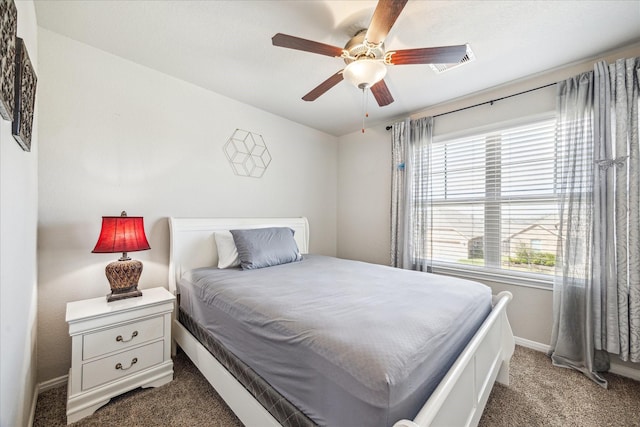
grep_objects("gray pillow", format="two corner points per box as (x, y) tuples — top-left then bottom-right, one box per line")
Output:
(230, 227), (302, 270)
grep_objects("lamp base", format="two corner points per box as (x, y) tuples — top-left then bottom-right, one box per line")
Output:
(107, 286), (143, 302)
(104, 259), (144, 303)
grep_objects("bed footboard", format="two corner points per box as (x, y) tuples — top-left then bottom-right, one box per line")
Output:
(393, 291), (514, 427)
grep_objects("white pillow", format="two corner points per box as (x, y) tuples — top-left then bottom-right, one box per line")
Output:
(214, 231), (241, 269)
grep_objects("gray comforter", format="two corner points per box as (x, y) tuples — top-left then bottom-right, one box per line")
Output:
(179, 255), (491, 427)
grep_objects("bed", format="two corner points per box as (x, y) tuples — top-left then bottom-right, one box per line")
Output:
(168, 217), (514, 427)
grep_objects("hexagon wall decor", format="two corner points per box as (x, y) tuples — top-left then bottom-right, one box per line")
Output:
(223, 129), (272, 178)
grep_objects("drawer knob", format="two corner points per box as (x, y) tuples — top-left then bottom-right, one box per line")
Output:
(116, 331), (138, 343)
(115, 357), (138, 371)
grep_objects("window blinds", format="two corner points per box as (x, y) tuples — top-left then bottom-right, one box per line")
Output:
(422, 118), (559, 276)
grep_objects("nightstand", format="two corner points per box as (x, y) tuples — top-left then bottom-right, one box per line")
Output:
(65, 287), (175, 424)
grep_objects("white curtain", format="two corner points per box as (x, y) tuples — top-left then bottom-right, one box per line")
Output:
(390, 117), (433, 271)
(550, 57), (640, 387)
(549, 70), (606, 385)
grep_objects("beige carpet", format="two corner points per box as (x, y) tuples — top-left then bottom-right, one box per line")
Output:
(34, 346), (640, 426)
(480, 347), (640, 427)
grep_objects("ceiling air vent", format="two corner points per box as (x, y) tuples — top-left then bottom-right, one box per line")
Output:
(429, 44), (475, 73)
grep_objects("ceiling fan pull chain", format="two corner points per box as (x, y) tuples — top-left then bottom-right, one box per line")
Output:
(366, 88), (370, 119)
(361, 88), (367, 133)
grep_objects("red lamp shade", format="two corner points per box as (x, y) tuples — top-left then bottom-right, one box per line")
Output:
(92, 214), (150, 255)
(92, 211), (150, 302)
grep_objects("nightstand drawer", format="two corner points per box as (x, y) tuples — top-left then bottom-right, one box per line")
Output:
(82, 340), (164, 390)
(83, 316), (164, 360)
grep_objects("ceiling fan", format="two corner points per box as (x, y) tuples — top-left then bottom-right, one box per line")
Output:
(271, 0), (468, 107)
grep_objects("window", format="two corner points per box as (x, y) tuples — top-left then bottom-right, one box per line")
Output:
(422, 117), (559, 281)
(530, 239), (542, 251)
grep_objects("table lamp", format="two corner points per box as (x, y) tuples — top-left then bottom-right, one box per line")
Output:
(92, 211), (151, 302)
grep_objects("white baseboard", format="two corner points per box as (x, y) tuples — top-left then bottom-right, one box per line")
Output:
(514, 336), (550, 353)
(39, 374), (68, 393)
(514, 336), (640, 382)
(609, 362), (640, 382)
(27, 384), (39, 427)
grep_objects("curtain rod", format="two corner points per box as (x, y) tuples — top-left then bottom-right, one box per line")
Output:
(385, 82), (558, 130)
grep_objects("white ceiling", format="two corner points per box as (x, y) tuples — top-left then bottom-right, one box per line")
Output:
(34, 1), (640, 136)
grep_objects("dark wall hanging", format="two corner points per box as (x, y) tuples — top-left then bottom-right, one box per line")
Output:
(0, 0), (17, 120)
(12, 37), (37, 152)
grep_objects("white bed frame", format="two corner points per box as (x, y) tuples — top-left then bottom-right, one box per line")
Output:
(168, 217), (515, 427)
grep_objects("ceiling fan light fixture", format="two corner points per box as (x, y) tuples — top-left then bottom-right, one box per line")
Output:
(343, 60), (387, 89)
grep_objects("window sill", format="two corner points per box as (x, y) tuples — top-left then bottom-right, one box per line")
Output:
(430, 263), (553, 291)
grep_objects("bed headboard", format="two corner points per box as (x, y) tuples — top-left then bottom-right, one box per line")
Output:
(168, 217), (309, 294)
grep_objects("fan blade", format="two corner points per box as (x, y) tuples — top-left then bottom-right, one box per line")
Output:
(370, 79), (394, 106)
(272, 33), (344, 57)
(365, 0), (408, 45)
(387, 45), (468, 65)
(302, 70), (344, 101)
